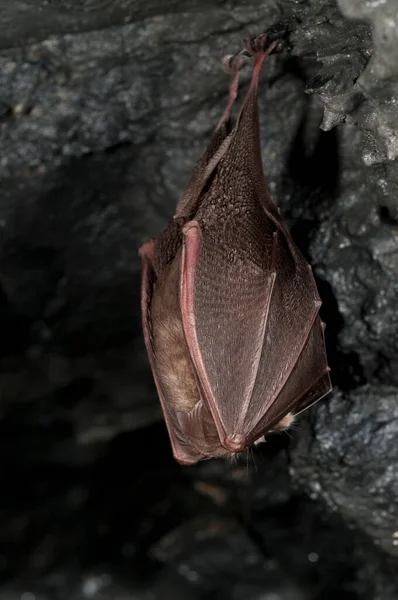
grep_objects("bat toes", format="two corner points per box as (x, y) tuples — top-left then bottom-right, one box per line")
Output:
(223, 434), (246, 452)
(244, 33), (267, 55)
(244, 33), (279, 57)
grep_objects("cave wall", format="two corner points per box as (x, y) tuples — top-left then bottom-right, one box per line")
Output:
(0, 1), (397, 598)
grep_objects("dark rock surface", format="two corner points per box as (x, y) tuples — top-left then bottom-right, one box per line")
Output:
(291, 385), (398, 558)
(0, 0), (397, 598)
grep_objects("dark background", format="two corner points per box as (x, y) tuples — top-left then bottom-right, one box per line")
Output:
(0, 0), (397, 598)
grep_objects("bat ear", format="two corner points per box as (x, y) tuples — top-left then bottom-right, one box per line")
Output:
(174, 50), (250, 219)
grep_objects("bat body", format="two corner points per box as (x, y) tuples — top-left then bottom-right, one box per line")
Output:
(139, 34), (332, 465)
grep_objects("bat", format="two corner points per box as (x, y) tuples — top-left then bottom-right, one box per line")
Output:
(139, 33), (332, 465)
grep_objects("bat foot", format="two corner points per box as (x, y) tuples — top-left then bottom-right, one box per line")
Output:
(244, 34), (280, 57)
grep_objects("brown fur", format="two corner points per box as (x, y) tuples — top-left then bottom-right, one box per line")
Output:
(151, 251), (200, 413)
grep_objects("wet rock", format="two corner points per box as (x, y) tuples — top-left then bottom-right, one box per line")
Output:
(291, 386), (398, 558)
(0, 0), (398, 599)
(290, 3), (371, 132)
(309, 128), (398, 386)
(338, 0), (398, 79)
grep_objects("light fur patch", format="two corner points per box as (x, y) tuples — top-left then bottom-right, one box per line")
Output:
(151, 252), (200, 413)
(273, 412), (296, 431)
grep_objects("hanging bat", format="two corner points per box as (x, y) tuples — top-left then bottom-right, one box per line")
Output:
(139, 33), (332, 465)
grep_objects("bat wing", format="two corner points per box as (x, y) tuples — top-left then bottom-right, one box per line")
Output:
(286, 317), (331, 417)
(180, 218), (329, 452)
(140, 240), (227, 465)
(249, 315), (331, 443)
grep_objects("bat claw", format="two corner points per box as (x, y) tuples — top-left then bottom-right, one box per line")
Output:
(244, 33), (280, 57)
